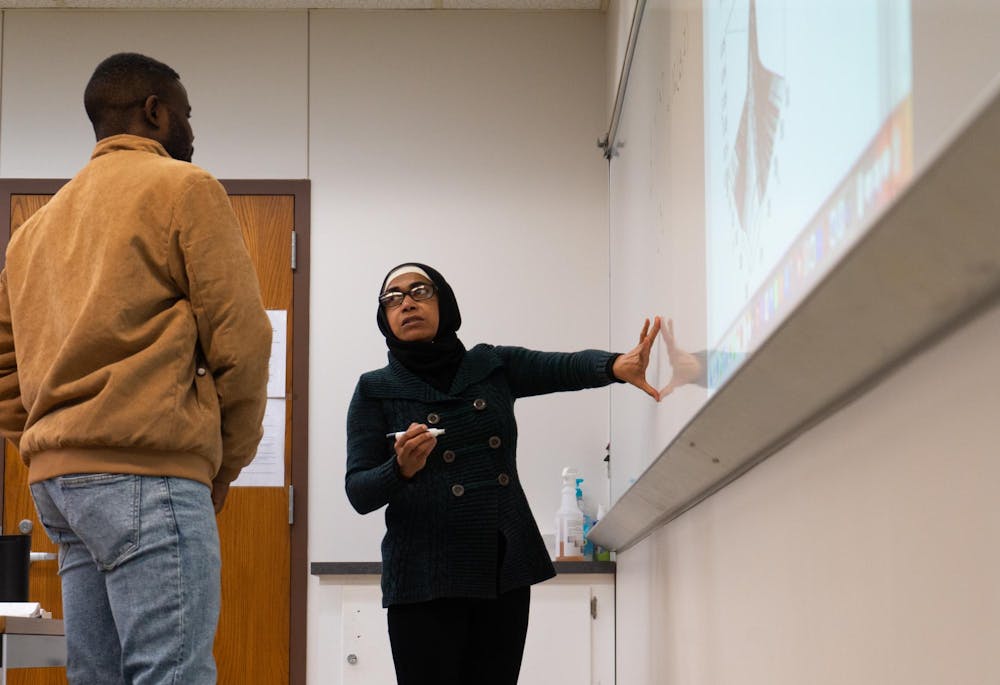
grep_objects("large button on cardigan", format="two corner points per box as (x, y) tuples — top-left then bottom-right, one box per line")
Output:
(345, 344), (617, 607)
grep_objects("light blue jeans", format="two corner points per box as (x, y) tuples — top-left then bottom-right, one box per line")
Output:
(30, 474), (221, 685)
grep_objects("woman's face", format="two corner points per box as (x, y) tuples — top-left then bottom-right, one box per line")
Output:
(383, 272), (440, 343)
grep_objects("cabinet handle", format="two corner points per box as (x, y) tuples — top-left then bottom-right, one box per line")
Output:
(346, 654), (358, 665)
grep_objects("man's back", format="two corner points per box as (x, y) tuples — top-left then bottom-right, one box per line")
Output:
(0, 52), (270, 685)
(4, 133), (271, 490)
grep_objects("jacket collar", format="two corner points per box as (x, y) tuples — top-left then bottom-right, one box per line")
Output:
(91, 134), (170, 161)
(374, 344), (502, 400)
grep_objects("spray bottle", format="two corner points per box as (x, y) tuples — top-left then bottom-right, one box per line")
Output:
(577, 478), (594, 559)
(555, 467), (585, 561)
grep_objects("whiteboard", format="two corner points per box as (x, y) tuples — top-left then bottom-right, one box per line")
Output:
(608, 0), (1000, 505)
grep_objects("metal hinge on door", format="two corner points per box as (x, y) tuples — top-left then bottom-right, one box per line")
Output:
(291, 230), (298, 271)
(288, 485), (294, 525)
(591, 596), (598, 619)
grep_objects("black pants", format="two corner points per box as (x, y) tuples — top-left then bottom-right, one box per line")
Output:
(387, 586), (531, 685)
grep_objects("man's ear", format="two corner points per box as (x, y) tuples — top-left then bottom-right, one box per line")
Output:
(141, 94), (163, 130)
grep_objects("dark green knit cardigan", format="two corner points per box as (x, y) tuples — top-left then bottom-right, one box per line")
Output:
(346, 343), (617, 607)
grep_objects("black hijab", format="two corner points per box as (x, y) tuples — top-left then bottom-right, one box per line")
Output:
(377, 262), (466, 393)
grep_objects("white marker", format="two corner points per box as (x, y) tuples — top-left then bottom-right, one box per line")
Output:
(386, 428), (446, 440)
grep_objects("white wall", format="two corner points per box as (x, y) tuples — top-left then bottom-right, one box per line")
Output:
(606, 2), (1000, 684)
(0, 9), (610, 684)
(616, 302), (1000, 685)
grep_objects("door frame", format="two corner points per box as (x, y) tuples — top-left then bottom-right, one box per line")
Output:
(0, 178), (311, 685)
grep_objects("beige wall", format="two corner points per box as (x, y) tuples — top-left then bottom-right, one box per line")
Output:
(308, 9), (609, 569)
(0, 10), (309, 178)
(306, 17), (610, 680)
(603, 0), (636, 122)
(0, 10), (609, 684)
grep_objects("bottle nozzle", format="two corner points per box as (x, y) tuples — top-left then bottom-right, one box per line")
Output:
(561, 466), (579, 485)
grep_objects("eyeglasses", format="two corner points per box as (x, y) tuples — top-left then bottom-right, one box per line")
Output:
(379, 283), (437, 309)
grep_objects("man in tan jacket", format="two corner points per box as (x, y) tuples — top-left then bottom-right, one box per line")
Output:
(0, 53), (271, 685)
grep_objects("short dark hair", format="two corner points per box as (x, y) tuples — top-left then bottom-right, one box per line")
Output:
(84, 53), (181, 135)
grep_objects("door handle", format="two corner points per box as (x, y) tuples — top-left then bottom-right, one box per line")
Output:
(17, 520), (56, 562)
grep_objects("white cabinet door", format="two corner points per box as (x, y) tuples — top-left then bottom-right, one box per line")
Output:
(337, 582), (605, 685)
(341, 586), (395, 685)
(520, 584), (592, 685)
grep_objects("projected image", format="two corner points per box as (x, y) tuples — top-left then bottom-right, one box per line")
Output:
(729, 0), (787, 263)
(704, 0), (913, 388)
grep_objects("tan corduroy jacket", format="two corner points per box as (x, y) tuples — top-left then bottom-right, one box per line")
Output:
(0, 134), (271, 492)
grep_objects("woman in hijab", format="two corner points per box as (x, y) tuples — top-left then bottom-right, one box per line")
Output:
(346, 262), (660, 685)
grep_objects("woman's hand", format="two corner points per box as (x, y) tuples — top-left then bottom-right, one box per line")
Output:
(394, 423), (438, 479)
(612, 316), (662, 401)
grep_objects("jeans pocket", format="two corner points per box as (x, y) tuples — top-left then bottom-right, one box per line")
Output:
(59, 473), (140, 571)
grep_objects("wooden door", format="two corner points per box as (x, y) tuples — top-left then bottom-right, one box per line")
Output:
(3, 194), (63, 685)
(1, 182), (309, 685)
